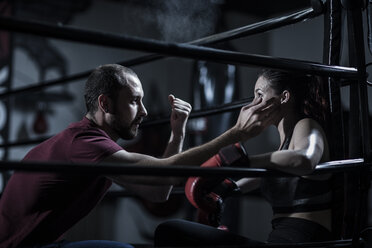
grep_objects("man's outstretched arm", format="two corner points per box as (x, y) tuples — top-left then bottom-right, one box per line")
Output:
(105, 97), (280, 186)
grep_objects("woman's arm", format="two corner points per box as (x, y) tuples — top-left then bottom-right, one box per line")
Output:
(249, 118), (328, 176)
(236, 178), (261, 194)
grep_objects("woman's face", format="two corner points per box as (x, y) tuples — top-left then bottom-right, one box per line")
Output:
(254, 76), (279, 102)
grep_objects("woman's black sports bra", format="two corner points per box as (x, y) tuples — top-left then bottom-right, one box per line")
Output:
(260, 131), (332, 214)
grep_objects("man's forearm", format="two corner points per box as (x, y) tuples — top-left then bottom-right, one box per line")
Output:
(168, 127), (240, 166)
(162, 132), (184, 158)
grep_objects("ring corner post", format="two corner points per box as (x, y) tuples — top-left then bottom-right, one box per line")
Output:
(343, 0), (372, 246)
(323, 0), (348, 242)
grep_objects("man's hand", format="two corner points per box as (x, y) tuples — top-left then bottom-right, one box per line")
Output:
(162, 95), (192, 157)
(168, 94), (192, 139)
(233, 97), (280, 141)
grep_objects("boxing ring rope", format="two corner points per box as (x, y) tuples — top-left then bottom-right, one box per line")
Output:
(0, 159), (365, 177)
(0, 136), (49, 148)
(140, 97), (252, 128)
(0, 4), (324, 99)
(0, 16), (358, 79)
(156, 239), (358, 248)
(0, 96), (253, 148)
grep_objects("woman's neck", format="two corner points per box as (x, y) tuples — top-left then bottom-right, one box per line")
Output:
(276, 112), (301, 149)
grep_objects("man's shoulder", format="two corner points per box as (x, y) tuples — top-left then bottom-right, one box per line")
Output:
(68, 117), (94, 131)
(22, 118), (107, 161)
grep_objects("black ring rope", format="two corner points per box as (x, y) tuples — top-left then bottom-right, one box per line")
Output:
(0, 16), (358, 79)
(0, 97), (253, 148)
(154, 238), (357, 248)
(0, 136), (50, 149)
(0, 7), (321, 99)
(0, 159), (364, 177)
(185, 7), (319, 46)
(141, 97), (252, 128)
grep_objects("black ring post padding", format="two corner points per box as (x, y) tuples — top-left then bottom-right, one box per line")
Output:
(0, 159), (365, 177)
(367, 1), (372, 56)
(344, 3), (371, 246)
(0, 17), (358, 79)
(322, 0), (348, 241)
(0, 7), (322, 99)
(341, 0), (366, 10)
(323, 0), (344, 160)
(310, 0), (325, 15)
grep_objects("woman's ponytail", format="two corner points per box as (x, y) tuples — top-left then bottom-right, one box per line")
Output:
(302, 75), (329, 128)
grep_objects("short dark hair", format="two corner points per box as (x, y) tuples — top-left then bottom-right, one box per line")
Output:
(84, 64), (138, 114)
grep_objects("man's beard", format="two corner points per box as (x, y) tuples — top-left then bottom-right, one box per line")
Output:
(112, 115), (140, 140)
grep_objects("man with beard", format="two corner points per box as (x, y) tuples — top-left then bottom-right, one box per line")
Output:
(0, 64), (280, 248)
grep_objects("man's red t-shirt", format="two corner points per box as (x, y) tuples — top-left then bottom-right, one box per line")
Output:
(0, 117), (123, 248)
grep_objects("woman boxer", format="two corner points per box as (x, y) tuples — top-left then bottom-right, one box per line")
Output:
(155, 69), (332, 246)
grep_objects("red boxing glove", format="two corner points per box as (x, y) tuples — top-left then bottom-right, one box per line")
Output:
(185, 143), (247, 227)
(202, 142), (249, 168)
(186, 177), (240, 214)
(192, 178), (240, 228)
